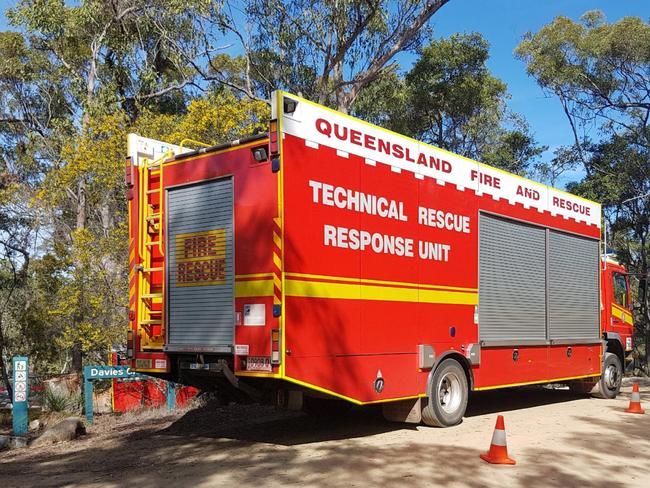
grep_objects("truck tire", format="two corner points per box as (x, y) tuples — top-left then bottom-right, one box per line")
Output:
(594, 352), (623, 399)
(421, 359), (468, 427)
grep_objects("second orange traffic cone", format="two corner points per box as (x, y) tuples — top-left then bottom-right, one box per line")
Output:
(625, 383), (645, 414)
(480, 415), (516, 465)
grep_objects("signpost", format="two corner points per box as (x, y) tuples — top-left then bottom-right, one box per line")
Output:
(83, 365), (141, 424)
(83, 365), (181, 423)
(12, 356), (29, 436)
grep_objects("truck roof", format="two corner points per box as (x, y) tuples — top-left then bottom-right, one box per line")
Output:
(272, 91), (601, 229)
(130, 91), (601, 229)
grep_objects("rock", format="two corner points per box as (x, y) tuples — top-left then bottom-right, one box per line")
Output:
(0, 434), (29, 450)
(29, 419), (40, 431)
(9, 436), (28, 449)
(31, 417), (86, 447)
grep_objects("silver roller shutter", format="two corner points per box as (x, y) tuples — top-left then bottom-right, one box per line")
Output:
(479, 214), (547, 342)
(166, 178), (234, 352)
(547, 230), (600, 340)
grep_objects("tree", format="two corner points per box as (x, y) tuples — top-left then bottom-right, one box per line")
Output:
(353, 34), (545, 174)
(1, 0), (244, 372)
(0, 167), (33, 397)
(518, 12), (650, 371)
(566, 134), (650, 372)
(213, 0), (451, 112)
(516, 11), (650, 160)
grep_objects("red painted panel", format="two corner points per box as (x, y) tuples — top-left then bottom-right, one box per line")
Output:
(473, 347), (549, 388)
(547, 344), (600, 379)
(286, 354), (419, 403)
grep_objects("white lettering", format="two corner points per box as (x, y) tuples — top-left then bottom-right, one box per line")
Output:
(323, 225), (414, 257)
(309, 180), (408, 222)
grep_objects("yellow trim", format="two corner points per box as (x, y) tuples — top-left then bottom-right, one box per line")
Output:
(158, 140), (265, 168)
(236, 273), (274, 279)
(273, 232), (282, 249)
(611, 305), (634, 325)
(284, 279), (477, 305)
(474, 373), (601, 391)
(278, 91), (600, 207)
(285, 272), (477, 292)
(235, 278), (274, 298)
(273, 252), (282, 269)
(611, 302), (629, 314)
(132, 368), (168, 374)
(179, 138), (211, 152)
(278, 93), (287, 378)
(282, 374), (426, 405)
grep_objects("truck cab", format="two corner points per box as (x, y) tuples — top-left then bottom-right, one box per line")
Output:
(599, 256), (635, 396)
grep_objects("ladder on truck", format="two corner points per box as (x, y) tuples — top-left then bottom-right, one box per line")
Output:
(136, 152), (172, 351)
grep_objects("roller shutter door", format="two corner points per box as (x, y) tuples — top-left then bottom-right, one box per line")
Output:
(166, 178), (234, 352)
(479, 214), (547, 342)
(547, 230), (600, 340)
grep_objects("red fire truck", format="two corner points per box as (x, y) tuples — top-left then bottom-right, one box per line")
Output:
(125, 91), (634, 426)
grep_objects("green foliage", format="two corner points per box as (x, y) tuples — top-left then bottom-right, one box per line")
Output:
(238, 0), (451, 111)
(516, 11), (650, 149)
(353, 33), (545, 174)
(0, 0), (272, 376)
(519, 11), (650, 370)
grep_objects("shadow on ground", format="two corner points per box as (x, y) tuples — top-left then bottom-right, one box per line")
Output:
(161, 402), (409, 445)
(0, 385), (647, 488)
(466, 386), (586, 417)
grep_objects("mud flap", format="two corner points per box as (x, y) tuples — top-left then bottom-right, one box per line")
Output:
(382, 398), (423, 424)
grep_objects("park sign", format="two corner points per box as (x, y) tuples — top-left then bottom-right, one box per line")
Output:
(83, 365), (143, 423)
(84, 365), (139, 379)
(12, 356), (29, 436)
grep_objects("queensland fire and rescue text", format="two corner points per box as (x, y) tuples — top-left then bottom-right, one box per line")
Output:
(310, 179), (470, 262)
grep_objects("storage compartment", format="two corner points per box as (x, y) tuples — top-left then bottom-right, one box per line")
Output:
(166, 177), (235, 352)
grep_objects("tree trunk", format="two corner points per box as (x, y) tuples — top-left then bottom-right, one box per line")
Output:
(71, 178), (87, 373)
(0, 318), (12, 400)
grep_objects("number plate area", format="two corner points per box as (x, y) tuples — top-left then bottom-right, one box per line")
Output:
(245, 356), (272, 372)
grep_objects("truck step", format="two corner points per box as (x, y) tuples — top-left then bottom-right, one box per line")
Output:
(143, 267), (163, 272)
(145, 213), (160, 221)
(140, 319), (163, 325)
(141, 293), (163, 299)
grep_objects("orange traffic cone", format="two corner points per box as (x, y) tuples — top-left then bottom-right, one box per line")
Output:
(625, 383), (645, 414)
(480, 415), (516, 465)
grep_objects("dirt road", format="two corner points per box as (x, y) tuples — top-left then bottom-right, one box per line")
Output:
(1, 381), (649, 488)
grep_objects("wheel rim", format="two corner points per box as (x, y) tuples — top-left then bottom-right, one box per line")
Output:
(604, 363), (620, 390)
(437, 371), (462, 414)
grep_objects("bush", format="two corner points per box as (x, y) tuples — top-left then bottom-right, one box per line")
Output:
(42, 389), (82, 413)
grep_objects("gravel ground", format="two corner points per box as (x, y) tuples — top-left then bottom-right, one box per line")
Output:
(0, 380), (649, 488)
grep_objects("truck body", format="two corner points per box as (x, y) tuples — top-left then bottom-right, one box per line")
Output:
(126, 92), (634, 425)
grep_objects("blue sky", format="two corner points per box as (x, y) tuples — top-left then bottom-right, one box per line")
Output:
(2, 1), (649, 186)
(427, 1), (650, 171)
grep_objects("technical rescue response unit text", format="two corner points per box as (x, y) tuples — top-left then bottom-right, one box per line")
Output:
(309, 179), (470, 262)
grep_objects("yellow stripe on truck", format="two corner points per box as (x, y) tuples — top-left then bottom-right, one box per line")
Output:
(235, 279), (274, 298)
(284, 279), (477, 305)
(611, 305), (634, 325)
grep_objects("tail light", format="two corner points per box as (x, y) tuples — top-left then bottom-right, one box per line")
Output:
(271, 328), (281, 365)
(126, 329), (134, 359)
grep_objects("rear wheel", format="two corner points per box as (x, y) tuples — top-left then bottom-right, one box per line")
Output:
(595, 352), (623, 399)
(421, 359), (468, 427)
